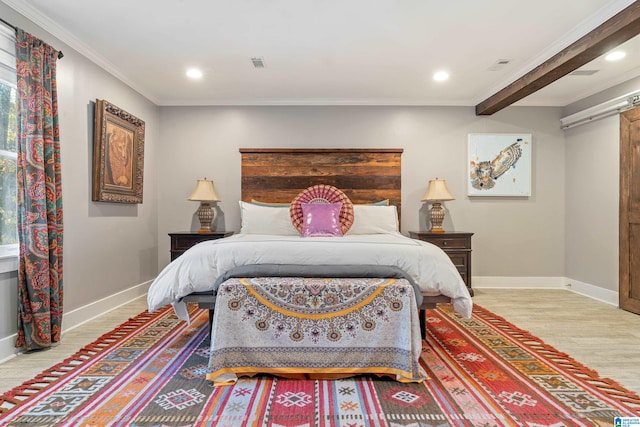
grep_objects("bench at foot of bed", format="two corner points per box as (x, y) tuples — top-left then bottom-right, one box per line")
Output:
(182, 291), (452, 340)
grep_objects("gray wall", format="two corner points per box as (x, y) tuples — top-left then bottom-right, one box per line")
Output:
(157, 105), (566, 279)
(564, 116), (619, 292)
(0, 4), (160, 353)
(561, 76), (640, 294)
(59, 49), (159, 311)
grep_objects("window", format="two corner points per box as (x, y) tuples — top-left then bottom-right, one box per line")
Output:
(0, 24), (17, 257)
(0, 84), (17, 246)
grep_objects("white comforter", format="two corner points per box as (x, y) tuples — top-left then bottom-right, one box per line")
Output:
(148, 232), (473, 320)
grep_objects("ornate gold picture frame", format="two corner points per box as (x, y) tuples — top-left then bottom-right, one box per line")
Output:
(92, 99), (145, 203)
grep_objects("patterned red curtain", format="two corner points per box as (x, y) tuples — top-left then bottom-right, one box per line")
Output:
(14, 29), (64, 350)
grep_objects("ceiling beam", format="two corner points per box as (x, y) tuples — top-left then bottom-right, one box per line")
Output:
(475, 1), (640, 115)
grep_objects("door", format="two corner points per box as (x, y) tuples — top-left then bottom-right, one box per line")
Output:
(620, 106), (640, 314)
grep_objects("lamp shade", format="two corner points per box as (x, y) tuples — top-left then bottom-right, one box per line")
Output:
(422, 178), (454, 202)
(188, 179), (220, 202)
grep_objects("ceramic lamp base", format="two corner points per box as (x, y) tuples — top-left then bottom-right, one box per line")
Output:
(429, 201), (446, 232)
(196, 202), (215, 233)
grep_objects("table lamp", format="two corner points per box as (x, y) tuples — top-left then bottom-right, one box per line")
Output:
(422, 178), (454, 232)
(188, 178), (221, 233)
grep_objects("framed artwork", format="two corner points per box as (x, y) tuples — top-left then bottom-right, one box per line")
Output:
(92, 99), (145, 203)
(467, 133), (531, 196)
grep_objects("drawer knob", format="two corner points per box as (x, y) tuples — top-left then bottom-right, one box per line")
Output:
(443, 241), (448, 246)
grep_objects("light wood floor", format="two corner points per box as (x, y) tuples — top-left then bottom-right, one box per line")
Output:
(1, 289), (639, 396)
(473, 289), (640, 395)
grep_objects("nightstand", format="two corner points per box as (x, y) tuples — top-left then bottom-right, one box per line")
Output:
(169, 231), (233, 336)
(409, 231), (474, 296)
(169, 231), (234, 261)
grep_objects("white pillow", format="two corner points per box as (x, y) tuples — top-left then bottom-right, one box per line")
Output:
(239, 201), (299, 235)
(347, 205), (399, 235)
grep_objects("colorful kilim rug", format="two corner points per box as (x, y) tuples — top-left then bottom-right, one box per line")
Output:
(1, 303), (639, 426)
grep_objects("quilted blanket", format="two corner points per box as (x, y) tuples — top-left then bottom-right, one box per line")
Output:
(207, 276), (427, 385)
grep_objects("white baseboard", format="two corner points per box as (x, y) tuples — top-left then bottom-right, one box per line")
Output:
(473, 276), (619, 307)
(0, 280), (151, 364)
(563, 277), (618, 306)
(473, 276), (565, 288)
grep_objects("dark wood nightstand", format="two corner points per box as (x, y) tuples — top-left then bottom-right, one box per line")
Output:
(169, 231), (234, 261)
(169, 231), (233, 336)
(409, 231), (474, 296)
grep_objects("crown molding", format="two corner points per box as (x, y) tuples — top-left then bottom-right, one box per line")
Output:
(156, 97), (478, 107)
(1, 0), (158, 104)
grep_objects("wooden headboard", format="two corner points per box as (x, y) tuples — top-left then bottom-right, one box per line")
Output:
(240, 148), (403, 220)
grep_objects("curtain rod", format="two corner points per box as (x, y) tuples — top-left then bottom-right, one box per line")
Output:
(0, 17), (64, 59)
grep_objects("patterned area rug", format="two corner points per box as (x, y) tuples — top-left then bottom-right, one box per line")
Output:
(1, 303), (639, 426)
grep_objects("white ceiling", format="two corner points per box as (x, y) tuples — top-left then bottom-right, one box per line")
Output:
(4, 0), (640, 108)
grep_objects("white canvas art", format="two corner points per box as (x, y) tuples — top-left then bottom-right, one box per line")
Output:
(467, 133), (531, 196)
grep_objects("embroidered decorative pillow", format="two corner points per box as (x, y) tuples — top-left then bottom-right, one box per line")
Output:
(290, 184), (354, 235)
(301, 202), (343, 237)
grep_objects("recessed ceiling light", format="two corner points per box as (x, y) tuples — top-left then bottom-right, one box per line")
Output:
(433, 70), (449, 82)
(186, 68), (203, 79)
(605, 51), (626, 61)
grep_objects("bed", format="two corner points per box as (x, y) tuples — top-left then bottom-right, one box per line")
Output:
(147, 148), (472, 385)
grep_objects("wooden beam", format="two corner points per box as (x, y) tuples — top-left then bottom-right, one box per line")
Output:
(475, 2), (640, 115)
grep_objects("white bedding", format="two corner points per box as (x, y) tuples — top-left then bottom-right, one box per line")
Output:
(147, 232), (473, 320)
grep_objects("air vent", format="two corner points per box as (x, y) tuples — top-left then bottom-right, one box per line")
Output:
(570, 69), (599, 76)
(488, 59), (513, 71)
(251, 57), (265, 68)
